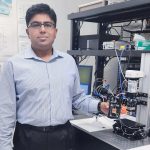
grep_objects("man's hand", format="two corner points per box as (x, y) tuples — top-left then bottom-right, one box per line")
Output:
(99, 102), (109, 114)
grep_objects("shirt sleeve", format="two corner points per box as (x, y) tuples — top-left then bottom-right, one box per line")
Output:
(72, 61), (99, 114)
(0, 61), (16, 150)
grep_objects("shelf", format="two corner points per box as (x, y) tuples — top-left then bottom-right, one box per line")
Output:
(68, 0), (150, 23)
(68, 0), (150, 80)
(67, 50), (148, 57)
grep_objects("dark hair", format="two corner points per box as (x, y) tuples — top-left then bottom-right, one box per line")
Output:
(25, 3), (57, 27)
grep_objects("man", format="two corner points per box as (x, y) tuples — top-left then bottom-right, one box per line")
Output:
(0, 3), (108, 150)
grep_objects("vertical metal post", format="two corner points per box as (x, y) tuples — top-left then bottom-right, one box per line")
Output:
(95, 23), (107, 81)
(137, 53), (150, 130)
(70, 20), (80, 64)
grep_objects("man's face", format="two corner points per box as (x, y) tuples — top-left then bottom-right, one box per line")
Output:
(26, 13), (57, 50)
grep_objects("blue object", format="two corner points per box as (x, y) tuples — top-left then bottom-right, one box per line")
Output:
(78, 65), (93, 95)
(80, 84), (89, 95)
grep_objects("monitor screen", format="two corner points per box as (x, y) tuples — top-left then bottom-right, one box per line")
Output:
(77, 65), (93, 95)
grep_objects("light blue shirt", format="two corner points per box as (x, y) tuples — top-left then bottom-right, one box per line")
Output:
(0, 48), (99, 150)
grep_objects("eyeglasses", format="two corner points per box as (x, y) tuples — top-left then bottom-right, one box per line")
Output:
(28, 22), (56, 30)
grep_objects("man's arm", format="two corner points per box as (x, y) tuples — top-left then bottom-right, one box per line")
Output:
(72, 61), (109, 114)
(0, 61), (16, 150)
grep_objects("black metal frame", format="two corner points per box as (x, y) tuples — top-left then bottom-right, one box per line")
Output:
(68, 0), (150, 82)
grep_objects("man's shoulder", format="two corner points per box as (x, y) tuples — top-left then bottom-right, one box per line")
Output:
(5, 53), (25, 66)
(7, 53), (23, 62)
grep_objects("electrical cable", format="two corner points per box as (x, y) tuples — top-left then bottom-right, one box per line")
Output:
(114, 48), (126, 80)
(77, 21), (83, 35)
(78, 55), (87, 64)
(119, 49), (127, 97)
(83, 56), (90, 65)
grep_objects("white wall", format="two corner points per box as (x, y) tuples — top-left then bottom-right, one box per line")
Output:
(0, 0), (18, 64)
(55, 0), (98, 51)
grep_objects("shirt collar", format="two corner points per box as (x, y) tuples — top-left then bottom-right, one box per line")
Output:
(23, 47), (64, 61)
